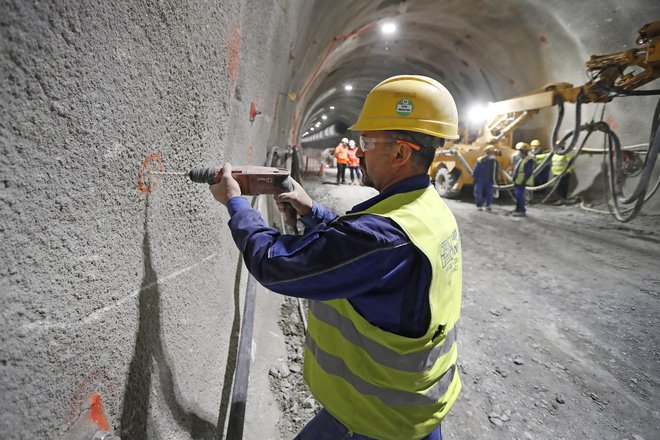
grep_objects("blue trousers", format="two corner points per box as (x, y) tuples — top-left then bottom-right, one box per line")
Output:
(514, 185), (526, 213)
(474, 180), (494, 207)
(294, 408), (442, 440)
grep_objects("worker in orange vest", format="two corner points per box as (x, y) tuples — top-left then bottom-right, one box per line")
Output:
(334, 137), (350, 184)
(347, 139), (362, 184)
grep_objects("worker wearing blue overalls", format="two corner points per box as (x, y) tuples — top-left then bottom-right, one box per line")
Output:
(210, 75), (463, 440)
(511, 142), (534, 217)
(472, 144), (499, 211)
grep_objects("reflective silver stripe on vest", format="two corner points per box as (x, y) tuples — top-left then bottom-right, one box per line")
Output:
(309, 301), (458, 373)
(307, 334), (457, 407)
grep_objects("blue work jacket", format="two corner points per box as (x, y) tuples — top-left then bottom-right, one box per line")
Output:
(226, 175), (434, 338)
(472, 155), (499, 183)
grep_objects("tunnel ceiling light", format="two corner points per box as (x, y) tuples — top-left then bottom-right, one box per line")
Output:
(321, 115), (328, 120)
(329, 106), (335, 110)
(381, 22), (396, 34)
(315, 122), (321, 127)
(310, 127), (315, 131)
(468, 104), (489, 124)
(344, 84), (353, 91)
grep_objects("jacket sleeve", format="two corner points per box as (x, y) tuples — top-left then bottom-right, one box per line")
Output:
(227, 199), (414, 300)
(300, 201), (339, 229)
(524, 159), (534, 180)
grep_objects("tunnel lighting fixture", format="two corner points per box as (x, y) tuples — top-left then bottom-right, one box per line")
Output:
(468, 104), (489, 124)
(381, 22), (396, 34)
(321, 115), (328, 120)
(329, 106), (335, 110)
(315, 122), (321, 127)
(310, 127), (315, 131)
(344, 84), (353, 91)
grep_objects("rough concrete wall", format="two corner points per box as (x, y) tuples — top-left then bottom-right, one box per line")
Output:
(0, 0), (309, 438)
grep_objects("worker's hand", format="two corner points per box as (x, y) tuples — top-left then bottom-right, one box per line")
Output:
(274, 178), (313, 217)
(210, 163), (242, 206)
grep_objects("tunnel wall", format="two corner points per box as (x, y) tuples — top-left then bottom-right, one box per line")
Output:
(0, 0), (310, 438)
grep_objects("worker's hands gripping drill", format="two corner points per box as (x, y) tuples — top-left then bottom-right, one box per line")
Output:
(209, 162), (312, 228)
(274, 178), (313, 227)
(209, 163), (242, 205)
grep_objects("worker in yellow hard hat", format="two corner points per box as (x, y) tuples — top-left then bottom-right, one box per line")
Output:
(511, 142), (534, 217)
(472, 144), (499, 211)
(210, 75), (462, 440)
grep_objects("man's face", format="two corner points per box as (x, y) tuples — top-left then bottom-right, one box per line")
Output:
(356, 130), (396, 190)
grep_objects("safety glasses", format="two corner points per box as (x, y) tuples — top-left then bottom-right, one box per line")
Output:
(358, 136), (421, 152)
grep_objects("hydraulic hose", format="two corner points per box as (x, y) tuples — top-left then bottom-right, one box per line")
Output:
(551, 92), (584, 155)
(602, 83), (660, 96)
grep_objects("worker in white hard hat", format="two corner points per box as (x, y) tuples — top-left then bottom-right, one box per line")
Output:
(333, 137), (350, 184)
(210, 75), (462, 440)
(511, 142), (534, 217)
(472, 144), (499, 211)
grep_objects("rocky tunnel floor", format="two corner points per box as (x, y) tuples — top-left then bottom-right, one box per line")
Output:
(263, 172), (660, 440)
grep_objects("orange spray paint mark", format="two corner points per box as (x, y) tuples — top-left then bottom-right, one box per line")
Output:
(137, 152), (165, 193)
(226, 25), (241, 88)
(66, 367), (115, 425)
(88, 393), (110, 432)
(605, 115), (619, 130)
(539, 35), (549, 45)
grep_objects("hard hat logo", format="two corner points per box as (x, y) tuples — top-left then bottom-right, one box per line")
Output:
(396, 99), (414, 116)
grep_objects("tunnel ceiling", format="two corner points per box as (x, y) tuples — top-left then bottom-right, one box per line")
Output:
(294, 0), (659, 147)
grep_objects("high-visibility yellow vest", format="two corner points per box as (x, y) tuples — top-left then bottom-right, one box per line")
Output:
(551, 152), (574, 176)
(513, 155), (534, 186)
(304, 186), (462, 440)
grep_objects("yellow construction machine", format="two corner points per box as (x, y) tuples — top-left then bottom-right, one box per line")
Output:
(430, 20), (660, 221)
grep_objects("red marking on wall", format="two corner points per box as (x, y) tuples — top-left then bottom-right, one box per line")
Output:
(539, 34), (549, 45)
(89, 393), (110, 432)
(605, 115), (619, 130)
(464, 33), (473, 41)
(137, 152), (165, 193)
(225, 25), (241, 88)
(507, 4), (518, 14)
(269, 94), (281, 135)
(246, 145), (254, 165)
(66, 367), (116, 425)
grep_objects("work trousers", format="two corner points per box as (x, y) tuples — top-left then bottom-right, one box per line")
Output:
(514, 185), (526, 213)
(349, 166), (361, 182)
(294, 408), (442, 440)
(336, 163), (347, 183)
(474, 180), (494, 208)
(556, 173), (571, 200)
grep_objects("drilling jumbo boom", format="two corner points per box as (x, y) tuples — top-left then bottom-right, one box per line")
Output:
(430, 20), (660, 204)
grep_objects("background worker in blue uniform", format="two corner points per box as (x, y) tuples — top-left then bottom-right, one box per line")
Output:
(210, 75), (463, 440)
(511, 141), (534, 217)
(472, 144), (499, 211)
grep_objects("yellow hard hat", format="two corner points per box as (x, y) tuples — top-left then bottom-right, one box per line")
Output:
(516, 142), (531, 152)
(530, 139), (541, 148)
(484, 144), (496, 153)
(349, 75), (459, 140)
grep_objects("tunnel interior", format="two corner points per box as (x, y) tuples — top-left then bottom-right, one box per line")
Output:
(1, 0), (659, 438)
